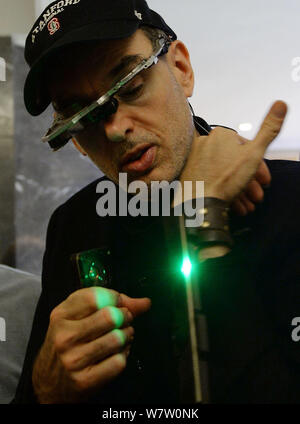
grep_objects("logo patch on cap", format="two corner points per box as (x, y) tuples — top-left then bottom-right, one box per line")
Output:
(48, 18), (61, 35)
(134, 10), (142, 20)
(31, 1), (82, 43)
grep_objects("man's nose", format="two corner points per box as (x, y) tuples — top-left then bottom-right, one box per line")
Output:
(103, 103), (134, 143)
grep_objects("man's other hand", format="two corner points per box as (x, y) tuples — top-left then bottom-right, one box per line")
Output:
(182, 100), (287, 208)
(32, 287), (151, 403)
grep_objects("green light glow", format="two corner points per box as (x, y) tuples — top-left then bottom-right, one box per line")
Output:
(107, 306), (124, 328)
(94, 287), (116, 309)
(89, 265), (100, 281)
(181, 256), (192, 278)
(112, 329), (126, 346)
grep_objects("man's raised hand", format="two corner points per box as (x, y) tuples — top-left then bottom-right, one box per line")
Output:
(181, 101), (288, 205)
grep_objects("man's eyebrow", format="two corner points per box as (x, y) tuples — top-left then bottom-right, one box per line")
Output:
(53, 54), (144, 112)
(108, 54), (144, 79)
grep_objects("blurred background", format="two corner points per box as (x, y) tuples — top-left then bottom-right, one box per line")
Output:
(0, 0), (299, 275)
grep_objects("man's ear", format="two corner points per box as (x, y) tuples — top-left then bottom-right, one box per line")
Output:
(166, 40), (194, 98)
(71, 137), (87, 156)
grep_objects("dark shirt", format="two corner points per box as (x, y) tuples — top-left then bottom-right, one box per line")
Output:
(13, 123), (300, 403)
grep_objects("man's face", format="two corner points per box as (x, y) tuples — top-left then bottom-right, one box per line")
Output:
(49, 30), (195, 186)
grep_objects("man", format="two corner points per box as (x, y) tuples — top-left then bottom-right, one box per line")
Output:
(14, 0), (299, 404)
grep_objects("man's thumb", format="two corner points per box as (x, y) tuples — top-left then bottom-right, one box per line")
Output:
(254, 100), (288, 149)
(119, 294), (151, 317)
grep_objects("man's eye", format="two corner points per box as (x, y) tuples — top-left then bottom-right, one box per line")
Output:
(57, 102), (85, 119)
(118, 84), (143, 101)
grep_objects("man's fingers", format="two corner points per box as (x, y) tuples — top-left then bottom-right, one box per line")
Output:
(244, 179), (264, 203)
(255, 161), (271, 187)
(254, 100), (288, 150)
(75, 306), (134, 343)
(59, 288), (151, 321)
(232, 198), (247, 216)
(238, 192), (255, 213)
(71, 352), (128, 393)
(60, 326), (134, 371)
(53, 287), (120, 321)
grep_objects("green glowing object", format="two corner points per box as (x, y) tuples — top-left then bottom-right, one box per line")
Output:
(181, 256), (192, 278)
(112, 329), (126, 346)
(72, 248), (112, 288)
(94, 287), (116, 309)
(94, 289), (124, 328)
(107, 306), (124, 328)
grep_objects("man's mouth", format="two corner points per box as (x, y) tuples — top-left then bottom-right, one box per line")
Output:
(120, 144), (157, 174)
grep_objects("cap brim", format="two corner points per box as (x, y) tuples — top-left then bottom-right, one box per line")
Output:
(24, 20), (140, 116)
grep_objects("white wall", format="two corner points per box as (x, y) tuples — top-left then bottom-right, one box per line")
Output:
(149, 0), (300, 152)
(0, 0), (35, 35)
(34, 0), (53, 17)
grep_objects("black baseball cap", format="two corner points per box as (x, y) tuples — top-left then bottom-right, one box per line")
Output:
(24, 0), (177, 116)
